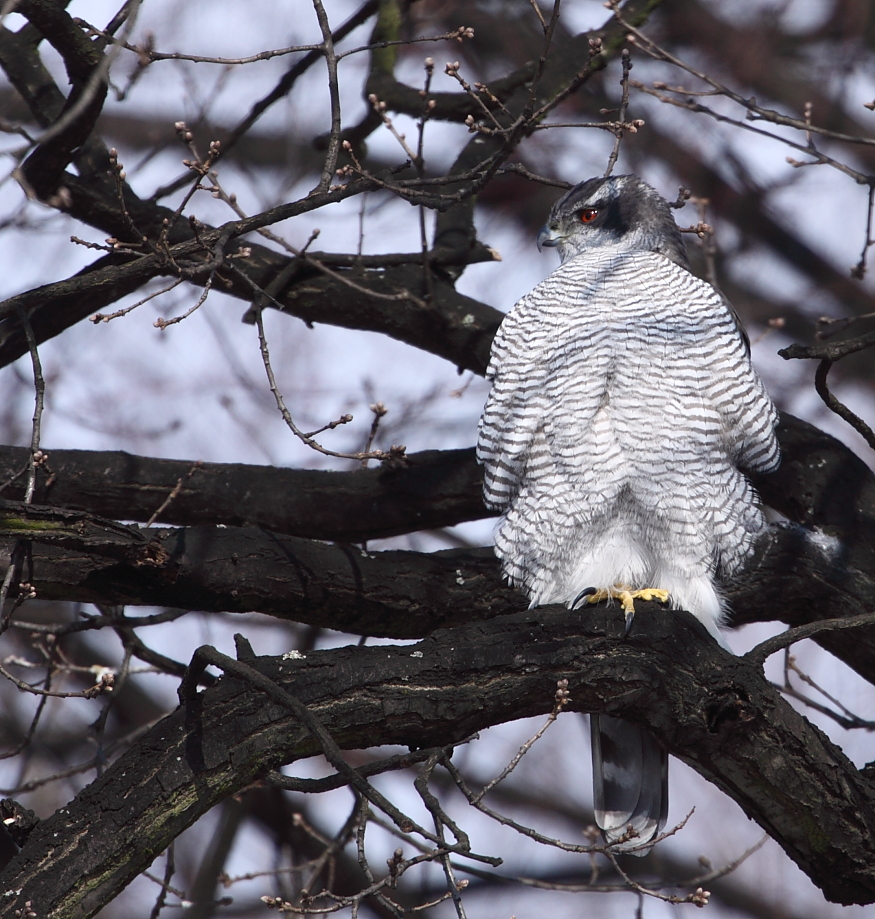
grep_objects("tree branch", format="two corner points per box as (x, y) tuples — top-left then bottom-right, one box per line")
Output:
(0, 411), (867, 547)
(0, 444), (490, 540)
(1, 503), (873, 686)
(0, 606), (873, 917)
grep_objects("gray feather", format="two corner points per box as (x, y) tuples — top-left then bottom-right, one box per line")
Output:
(591, 715), (668, 853)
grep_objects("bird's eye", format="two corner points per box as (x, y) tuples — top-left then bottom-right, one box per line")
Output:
(579, 208), (598, 224)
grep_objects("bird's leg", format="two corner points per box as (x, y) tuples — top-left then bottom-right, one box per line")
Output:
(572, 586), (670, 634)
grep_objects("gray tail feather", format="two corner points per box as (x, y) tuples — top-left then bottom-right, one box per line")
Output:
(590, 714), (668, 855)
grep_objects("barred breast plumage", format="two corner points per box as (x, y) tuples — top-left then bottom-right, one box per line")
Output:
(476, 174), (780, 852)
(478, 209), (778, 639)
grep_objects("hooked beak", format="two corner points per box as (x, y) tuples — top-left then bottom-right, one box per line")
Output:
(537, 224), (561, 251)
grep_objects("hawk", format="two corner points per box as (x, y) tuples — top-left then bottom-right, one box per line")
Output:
(476, 174), (780, 851)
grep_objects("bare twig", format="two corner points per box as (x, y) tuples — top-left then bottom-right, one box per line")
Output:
(145, 461), (203, 527)
(525, 0), (562, 119)
(852, 183), (875, 280)
(778, 337), (875, 450)
(253, 308), (406, 464)
(780, 331), (875, 362)
(632, 79), (870, 185)
(418, 58), (435, 304)
(0, 307), (45, 638)
(473, 679), (570, 803)
(604, 48), (634, 176)
(813, 360), (875, 451)
(773, 653), (875, 730)
(617, 7), (875, 151)
(775, 680), (875, 731)
(746, 612), (875, 665)
(152, 273), (214, 329)
(312, 0), (342, 191)
(90, 278), (184, 323)
(146, 845), (181, 919)
(816, 310), (875, 338)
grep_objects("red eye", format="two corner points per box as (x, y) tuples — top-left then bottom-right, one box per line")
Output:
(580, 208), (598, 223)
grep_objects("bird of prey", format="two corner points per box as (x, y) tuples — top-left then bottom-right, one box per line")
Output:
(476, 174), (780, 852)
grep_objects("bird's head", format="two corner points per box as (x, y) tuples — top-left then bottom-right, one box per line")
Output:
(537, 174), (689, 269)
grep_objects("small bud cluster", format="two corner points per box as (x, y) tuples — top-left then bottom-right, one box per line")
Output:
(386, 847), (404, 884)
(84, 669), (115, 698)
(108, 147), (126, 181)
(554, 678), (571, 707)
(174, 120), (194, 143)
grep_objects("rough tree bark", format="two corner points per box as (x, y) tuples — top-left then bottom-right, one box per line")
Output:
(1, 607), (874, 918)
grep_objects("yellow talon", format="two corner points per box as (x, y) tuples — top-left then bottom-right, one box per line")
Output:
(629, 588), (670, 604)
(576, 585), (671, 635)
(617, 590), (636, 616)
(580, 586), (669, 608)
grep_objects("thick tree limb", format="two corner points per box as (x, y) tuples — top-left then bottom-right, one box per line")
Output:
(2, 500), (874, 684)
(2, 520), (520, 638)
(0, 253), (172, 367)
(0, 445), (490, 541)
(0, 208), (503, 375)
(15, 0), (109, 200)
(0, 606), (873, 917)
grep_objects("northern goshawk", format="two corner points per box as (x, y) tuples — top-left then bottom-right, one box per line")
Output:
(477, 174), (780, 851)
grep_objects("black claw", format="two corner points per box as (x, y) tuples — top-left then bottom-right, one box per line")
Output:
(624, 608), (635, 636)
(572, 586), (597, 609)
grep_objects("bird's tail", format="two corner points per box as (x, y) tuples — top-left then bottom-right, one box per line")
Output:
(590, 714), (668, 855)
